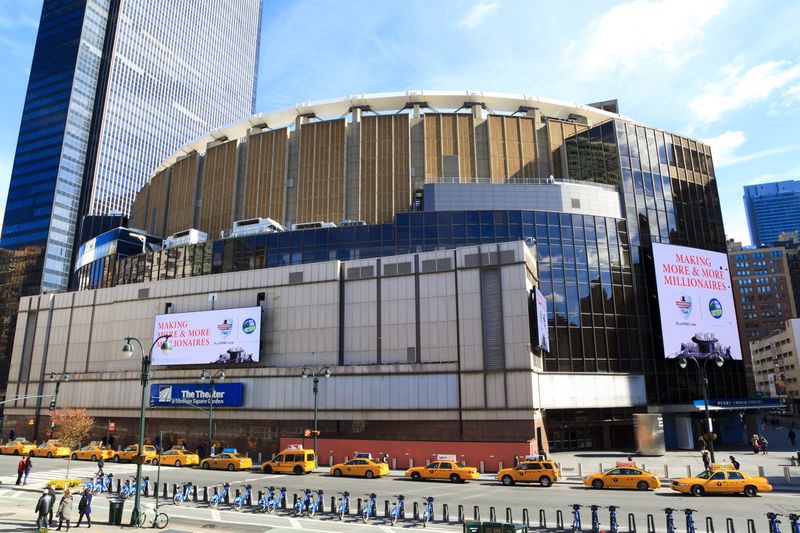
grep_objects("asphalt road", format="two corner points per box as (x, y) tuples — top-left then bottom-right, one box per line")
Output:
(1, 454), (798, 531)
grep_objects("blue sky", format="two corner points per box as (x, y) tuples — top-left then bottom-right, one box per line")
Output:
(2, 0), (800, 244)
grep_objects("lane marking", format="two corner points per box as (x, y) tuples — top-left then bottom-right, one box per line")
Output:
(288, 516), (302, 529)
(211, 509), (221, 521)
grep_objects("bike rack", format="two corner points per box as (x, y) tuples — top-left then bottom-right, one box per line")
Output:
(746, 519), (756, 533)
(726, 518), (735, 533)
(203, 486), (208, 503)
(172, 483), (177, 498)
(474, 506), (480, 521)
(459, 504), (465, 523)
(443, 503), (449, 522)
(115, 479), (121, 494)
(357, 498), (363, 515)
(385, 500), (390, 517)
(521, 509), (529, 526)
(330, 496), (336, 514)
(247, 489), (252, 507)
(192, 485), (198, 502)
(506, 508), (513, 523)
(414, 502), (420, 520)
(294, 493), (299, 508)
(490, 506), (496, 522)
(628, 513), (637, 533)
(224, 488), (229, 505)
(144, 482), (149, 497)
(162, 483), (168, 499)
(540, 509), (547, 528)
(706, 516), (715, 533)
(646, 513), (655, 533)
(556, 509), (563, 530)
(257, 490), (263, 505)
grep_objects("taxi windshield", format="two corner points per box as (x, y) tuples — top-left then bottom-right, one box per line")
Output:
(455, 462), (465, 468)
(696, 470), (713, 479)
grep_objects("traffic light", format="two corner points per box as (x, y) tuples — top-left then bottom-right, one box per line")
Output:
(48, 396), (56, 411)
(50, 422), (55, 430)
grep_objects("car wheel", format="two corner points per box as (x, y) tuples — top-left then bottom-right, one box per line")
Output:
(450, 473), (461, 483)
(113, 455), (120, 463)
(540, 476), (552, 487)
(227, 464), (235, 471)
(174, 460), (181, 467)
(71, 453), (77, 460)
(365, 470), (375, 479)
(152, 459), (159, 466)
(293, 465), (303, 475)
(13, 450), (19, 455)
(637, 481), (649, 491)
(91, 455), (97, 462)
(263, 465), (273, 474)
(744, 485), (758, 497)
(333, 468), (342, 477)
(690, 485), (704, 497)
(47, 452), (52, 458)
(501, 475), (514, 486)
(592, 479), (604, 489)
(202, 462), (210, 470)
(411, 472), (422, 481)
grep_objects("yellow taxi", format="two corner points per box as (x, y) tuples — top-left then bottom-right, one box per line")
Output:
(671, 467), (772, 497)
(330, 458), (390, 479)
(0, 438), (37, 455)
(71, 444), (115, 462)
(405, 458), (480, 483)
(31, 440), (71, 458)
(157, 448), (200, 467)
(497, 460), (560, 487)
(114, 444), (157, 464)
(583, 465), (661, 490)
(261, 447), (316, 475)
(200, 451), (253, 471)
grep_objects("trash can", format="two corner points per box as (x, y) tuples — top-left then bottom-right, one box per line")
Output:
(109, 498), (125, 525)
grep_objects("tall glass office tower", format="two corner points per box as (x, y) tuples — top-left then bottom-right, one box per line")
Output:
(744, 180), (800, 246)
(0, 0), (262, 293)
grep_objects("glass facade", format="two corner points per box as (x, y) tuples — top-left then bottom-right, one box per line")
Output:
(744, 180), (800, 246)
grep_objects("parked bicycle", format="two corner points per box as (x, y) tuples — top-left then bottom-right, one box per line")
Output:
(294, 488), (313, 517)
(209, 483), (230, 508)
(87, 473), (113, 495)
(233, 484), (252, 511)
(121, 477), (149, 500)
(788, 513), (799, 533)
(362, 493), (378, 523)
(590, 505), (601, 533)
(571, 504), (582, 533)
(768, 512), (782, 533)
(307, 489), (324, 517)
(135, 503), (168, 529)
(336, 491), (350, 520)
(173, 482), (193, 506)
(664, 508), (677, 533)
(389, 494), (405, 526)
(685, 508), (697, 533)
(607, 505), (620, 533)
(262, 486), (286, 514)
(421, 496), (434, 528)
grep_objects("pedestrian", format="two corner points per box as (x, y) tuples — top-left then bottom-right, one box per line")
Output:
(48, 485), (57, 527)
(76, 488), (92, 527)
(16, 456), (25, 485)
(108, 434), (115, 449)
(383, 453), (389, 464)
(56, 488), (74, 531)
(697, 435), (706, 450)
(24, 455), (32, 485)
(210, 443), (216, 457)
(701, 449), (711, 470)
(789, 428), (797, 447)
(155, 434), (161, 452)
(751, 434), (761, 454)
(9, 429), (15, 442)
(96, 457), (104, 478)
(759, 436), (769, 454)
(35, 488), (53, 529)
(196, 442), (206, 459)
(539, 448), (548, 460)
(729, 456), (740, 470)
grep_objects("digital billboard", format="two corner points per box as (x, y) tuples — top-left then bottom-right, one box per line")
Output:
(152, 307), (261, 366)
(652, 243), (741, 360)
(534, 287), (550, 352)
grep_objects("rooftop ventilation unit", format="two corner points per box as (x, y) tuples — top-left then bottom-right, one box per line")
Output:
(340, 220), (366, 227)
(162, 229), (207, 249)
(290, 221), (337, 231)
(230, 217), (286, 238)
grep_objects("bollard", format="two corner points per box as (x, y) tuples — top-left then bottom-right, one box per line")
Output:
(162, 483), (167, 499)
(293, 493), (298, 508)
(705, 516), (715, 533)
(193, 485), (198, 502)
(522, 508), (529, 526)
(384, 500), (390, 518)
(116, 479), (121, 494)
(204, 486), (209, 503)
(726, 517), (735, 533)
(506, 508), (513, 523)
(498, 461), (503, 471)
(747, 519), (756, 533)
(144, 482), (149, 497)
(473, 506), (480, 521)
(357, 498), (363, 515)
(490, 507), (496, 522)
(647, 513), (656, 533)
(258, 452), (262, 464)
(480, 460), (485, 474)
(282, 492), (287, 509)
(629, 513), (637, 533)
(785, 466), (791, 484)
(599, 462), (604, 472)
(414, 502), (420, 520)
(409, 458), (413, 468)
(330, 496), (336, 514)
(664, 464), (669, 478)
(257, 490), (263, 504)
(578, 463), (583, 477)
(458, 504), (464, 523)
(443, 503), (449, 522)
(224, 488), (230, 504)
(686, 465), (692, 477)
(392, 457), (397, 470)
(556, 509), (564, 530)
(247, 489), (252, 507)
(758, 466), (765, 478)
(172, 483), (177, 499)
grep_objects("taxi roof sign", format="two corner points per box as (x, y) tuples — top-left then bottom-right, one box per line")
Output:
(285, 444), (303, 450)
(436, 454), (457, 461)
(354, 452), (372, 459)
(222, 448), (238, 454)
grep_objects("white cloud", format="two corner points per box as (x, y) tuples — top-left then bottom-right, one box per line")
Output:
(704, 130), (745, 166)
(717, 144), (800, 168)
(457, 0), (500, 29)
(571, 0), (726, 79)
(689, 59), (800, 123)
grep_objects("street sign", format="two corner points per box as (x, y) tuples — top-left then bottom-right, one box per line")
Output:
(304, 429), (311, 437)
(109, 422), (116, 431)
(132, 455), (146, 465)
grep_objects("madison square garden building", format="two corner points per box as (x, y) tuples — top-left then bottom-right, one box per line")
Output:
(5, 92), (749, 464)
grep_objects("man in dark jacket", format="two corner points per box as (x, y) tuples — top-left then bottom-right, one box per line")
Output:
(77, 489), (92, 527)
(47, 486), (57, 527)
(35, 489), (53, 528)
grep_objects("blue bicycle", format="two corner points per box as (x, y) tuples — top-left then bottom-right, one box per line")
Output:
(362, 493), (378, 523)
(337, 491), (350, 520)
(233, 484), (252, 511)
(664, 508), (677, 533)
(173, 482), (193, 505)
(294, 489), (313, 517)
(120, 476), (149, 500)
(685, 508), (697, 533)
(571, 504), (582, 533)
(421, 496), (434, 528)
(589, 505), (600, 533)
(389, 494), (405, 526)
(260, 486), (286, 513)
(209, 483), (230, 508)
(307, 489), (323, 517)
(789, 513), (799, 533)
(768, 513), (782, 533)
(607, 505), (620, 533)
(88, 473), (113, 495)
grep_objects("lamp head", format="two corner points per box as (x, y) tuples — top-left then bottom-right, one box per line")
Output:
(678, 356), (688, 370)
(302, 367), (311, 379)
(122, 341), (134, 358)
(323, 367), (331, 379)
(200, 370), (210, 381)
(63, 374), (69, 382)
(49, 372), (56, 381)
(218, 370), (226, 381)
(715, 355), (725, 368)
(159, 337), (172, 356)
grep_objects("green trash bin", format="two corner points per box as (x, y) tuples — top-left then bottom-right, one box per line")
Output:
(108, 498), (125, 525)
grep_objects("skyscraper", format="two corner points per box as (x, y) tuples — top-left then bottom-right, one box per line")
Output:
(744, 180), (800, 246)
(0, 0), (262, 293)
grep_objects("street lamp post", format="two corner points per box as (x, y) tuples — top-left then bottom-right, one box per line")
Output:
(122, 334), (172, 526)
(199, 369), (225, 446)
(679, 354), (725, 463)
(48, 373), (70, 439)
(301, 365), (331, 460)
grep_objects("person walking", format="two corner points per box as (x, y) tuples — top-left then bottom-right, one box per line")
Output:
(23, 455), (32, 485)
(47, 485), (57, 527)
(16, 456), (25, 485)
(789, 428), (797, 447)
(759, 435), (769, 454)
(56, 489), (74, 531)
(96, 457), (104, 478)
(701, 449), (711, 470)
(210, 443), (216, 457)
(751, 434), (761, 454)
(729, 456), (740, 470)
(696, 435), (707, 450)
(76, 488), (92, 528)
(35, 488), (54, 529)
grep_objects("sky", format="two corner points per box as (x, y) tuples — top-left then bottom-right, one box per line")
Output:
(1, 0), (800, 245)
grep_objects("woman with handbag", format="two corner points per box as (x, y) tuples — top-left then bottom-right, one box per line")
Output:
(56, 489), (74, 531)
